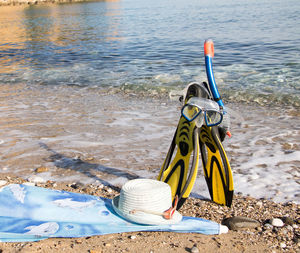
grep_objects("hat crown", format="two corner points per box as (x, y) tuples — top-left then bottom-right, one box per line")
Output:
(112, 179), (182, 225)
(119, 179), (172, 214)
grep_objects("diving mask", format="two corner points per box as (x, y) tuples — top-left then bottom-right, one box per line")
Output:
(181, 97), (223, 127)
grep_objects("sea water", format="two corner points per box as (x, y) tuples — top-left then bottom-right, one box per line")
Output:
(0, 0), (299, 203)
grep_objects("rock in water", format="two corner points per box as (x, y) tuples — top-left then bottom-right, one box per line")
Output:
(35, 167), (49, 173)
(222, 216), (260, 231)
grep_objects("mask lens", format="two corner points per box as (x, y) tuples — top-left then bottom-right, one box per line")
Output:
(205, 111), (223, 126)
(181, 104), (202, 122)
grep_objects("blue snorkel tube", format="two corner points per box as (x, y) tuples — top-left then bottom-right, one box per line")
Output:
(204, 39), (231, 138)
(204, 39), (225, 109)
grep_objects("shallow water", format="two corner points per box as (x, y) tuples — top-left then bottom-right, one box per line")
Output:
(0, 0), (300, 106)
(0, 84), (299, 203)
(0, 0), (299, 203)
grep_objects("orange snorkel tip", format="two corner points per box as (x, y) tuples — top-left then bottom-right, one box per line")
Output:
(204, 39), (214, 58)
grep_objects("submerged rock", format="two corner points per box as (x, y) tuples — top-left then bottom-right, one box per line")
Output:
(222, 216), (260, 231)
(35, 167), (49, 173)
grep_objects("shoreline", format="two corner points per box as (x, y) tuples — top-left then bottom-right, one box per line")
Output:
(0, 173), (299, 252)
(0, 0), (98, 6)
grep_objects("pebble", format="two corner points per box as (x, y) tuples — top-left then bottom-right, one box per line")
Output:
(129, 235), (136, 240)
(27, 175), (46, 183)
(90, 250), (102, 253)
(282, 216), (294, 226)
(0, 180), (8, 186)
(270, 218), (284, 227)
(280, 242), (286, 248)
(256, 201), (263, 208)
(222, 216), (260, 231)
(70, 182), (84, 189)
(35, 166), (49, 173)
(191, 245), (199, 253)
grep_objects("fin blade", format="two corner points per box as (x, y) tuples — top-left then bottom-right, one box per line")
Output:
(199, 125), (234, 207)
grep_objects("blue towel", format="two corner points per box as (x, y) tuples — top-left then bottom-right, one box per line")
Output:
(0, 184), (226, 242)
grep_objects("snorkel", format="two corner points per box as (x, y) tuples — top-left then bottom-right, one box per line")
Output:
(204, 40), (225, 109)
(204, 40), (231, 138)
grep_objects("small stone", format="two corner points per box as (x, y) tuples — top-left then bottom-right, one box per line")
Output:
(256, 226), (263, 232)
(129, 235), (136, 240)
(282, 217), (294, 226)
(71, 182), (84, 189)
(103, 243), (111, 247)
(191, 245), (199, 253)
(256, 201), (263, 208)
(90, 250), (102, 253)
(222, 216), (260, 231)
(264, 223), (273, 230)
(280, 242), (286, 248)
(0, 180), (8, 186)
(292, 224), (298, 229)
(28, 176), (45, 183)
(270, 218), (284, 227)
(35, 167), (49, 173)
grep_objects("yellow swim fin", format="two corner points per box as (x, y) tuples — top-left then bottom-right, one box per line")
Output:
(199, 125), (234, 207)
(158, 83), (207, 209)
(158, 82), (234, 209)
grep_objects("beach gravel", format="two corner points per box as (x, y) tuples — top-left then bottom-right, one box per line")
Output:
(0, 174), (299, 253)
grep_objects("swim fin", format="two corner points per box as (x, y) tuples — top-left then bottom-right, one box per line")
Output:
(158, 82), (208, 209)
(199, 125), (234, 207)
(158, 81), (234, 209)
(184, 82), (234, 207)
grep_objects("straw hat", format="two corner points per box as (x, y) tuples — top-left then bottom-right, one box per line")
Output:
(112, 179), (182, 225)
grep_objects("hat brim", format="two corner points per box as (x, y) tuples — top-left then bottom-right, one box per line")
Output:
(112, 195), (182, 225)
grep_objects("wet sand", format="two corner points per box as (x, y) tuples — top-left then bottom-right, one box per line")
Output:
(0, 83), (299, 203)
